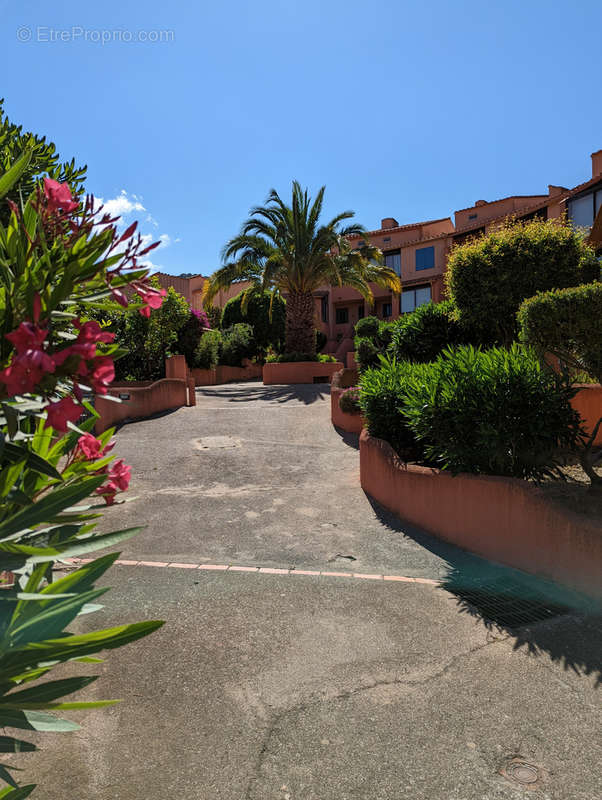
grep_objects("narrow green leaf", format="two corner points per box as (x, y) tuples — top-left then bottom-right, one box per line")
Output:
(0, 737), (37, 754)
(0, 708), (79, 732)
(2, 676), (97, 705)
(0, 147), (33, 200)
(0, 783), (36, 798)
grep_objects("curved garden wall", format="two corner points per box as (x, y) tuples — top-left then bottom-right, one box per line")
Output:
(263, 361), (343, 385)
(95, 379), (189, 433)
(330, 368), (364, 433)
(359, 430), (602, 600)
(571, 383), (602, 445)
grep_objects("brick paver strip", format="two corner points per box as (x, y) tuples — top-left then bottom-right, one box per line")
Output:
(62, 558), (440, 586)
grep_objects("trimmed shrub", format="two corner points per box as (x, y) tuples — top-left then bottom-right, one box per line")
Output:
(359, 358), (432, 457)
(177, 310), (209, 368)
(221, 288), (286, 353)
(446, 219), (600, 345)
(388, 300), (477, 363)
(403, 344), (580, 479)
(220, 323), (255, 367)
(354, 315), (380, 338)
(355, 336), (380, 370)
(266, 351), (337, 363)
(518, 281), (602, 384)
(316, 329), (327, 352)
(339, 386), (362, 415)
(195, 329), (223, 369)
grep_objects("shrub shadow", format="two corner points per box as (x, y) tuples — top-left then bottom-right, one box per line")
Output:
(367, 495), (602, 686)
(197, 382), (330, 406)
(333, 425), (360, 450)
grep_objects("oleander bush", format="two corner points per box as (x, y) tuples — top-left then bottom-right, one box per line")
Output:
(359, 357), (432, 457)
(402, 344), (580, 479)
(354, 318), (395, 371)
(446, 219), (600, 345)
(0, 135), (164, 796)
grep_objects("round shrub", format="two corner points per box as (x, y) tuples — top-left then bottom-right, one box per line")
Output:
(354, 316), (380, 338)
(355, 336), (380, 371)
(402, 344), (580, 479)
(339, 387), (362, 415)
(220, 323), (255, 367)
(195, 329), (223, 369)
(177, 310), (209, 368)
(388, 300), (473, 363)
(518, 281), (602, 385)
(446, 219), (600, 345)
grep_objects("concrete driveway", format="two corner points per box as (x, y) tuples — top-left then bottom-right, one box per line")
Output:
(21, 382), (602, 799)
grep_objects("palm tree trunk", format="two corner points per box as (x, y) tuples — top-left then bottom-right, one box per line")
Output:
(285, 291), (316, 354)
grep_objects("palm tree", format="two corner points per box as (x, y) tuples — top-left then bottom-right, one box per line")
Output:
(203, 181), (402, 354)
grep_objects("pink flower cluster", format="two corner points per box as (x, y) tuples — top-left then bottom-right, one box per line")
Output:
(75, 433), (131, 505)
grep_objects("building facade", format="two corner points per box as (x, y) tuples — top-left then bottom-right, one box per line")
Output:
(158, 149), (602, 361)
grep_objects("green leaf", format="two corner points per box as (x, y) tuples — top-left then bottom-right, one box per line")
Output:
(0, 708), (79, 732)
(0, 147), (33, 200)
(0, 475), (107, 539)
(0, 784), (36, 799)
(3, 443), (62, 481)
(2, 676), (98, 705)
(0, 737), (37, 754)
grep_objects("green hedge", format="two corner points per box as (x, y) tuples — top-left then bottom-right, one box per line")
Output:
(388, 300), (478, 363)
(220, 323), (255, 367)
(446, 219), (600, 345)
(518, 281), (602, 384)
(195, 329), (222, 369)
(221, 288), (285, 352)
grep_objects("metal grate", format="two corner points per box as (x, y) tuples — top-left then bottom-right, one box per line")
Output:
(443, 579), (571, 631)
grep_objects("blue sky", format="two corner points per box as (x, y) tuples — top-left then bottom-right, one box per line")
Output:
(3, 0), (601, 275)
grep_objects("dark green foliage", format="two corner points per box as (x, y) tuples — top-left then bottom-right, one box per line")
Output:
(518, 281), (602, 384)
(402, 345), (580, 479)
(446, 219), (600, 345)
(194, 330), (223, 369)
(266, 352), (337, 363)
(339, 386), (362, 415)
(205, 305), (222, 330)
(177, 312), (207, 368)
(388, 300), (477, 363)
(316, 329), (327, 352)
(359, 358), (431, 456)
(0, 100), (87, 224)
(354, 318), (395, 371)
(220, 323), (255, 367)
(354, 316), (380, 338)
(221, 289), (286, 353)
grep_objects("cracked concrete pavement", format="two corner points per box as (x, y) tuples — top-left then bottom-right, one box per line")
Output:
(20, 382), (602, 799)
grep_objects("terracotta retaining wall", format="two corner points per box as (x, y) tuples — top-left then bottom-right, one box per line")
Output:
(571, 383), (602, 445)
(191, 362), (263, 386)
(360, 430), (602, 600)
(330, 368), (365, 433)
(263, 361), (344, 385)
(346, 351), (358, 369)
(95, 378), (189, 434)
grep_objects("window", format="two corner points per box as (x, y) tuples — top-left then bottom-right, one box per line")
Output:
(568, 190), (602, 228)
(335, 307), (349, 324)
(401, 285), (431, 314)
(384, 249), (401, 275)
(468, 213), (478, 220)
(382, 302), (392, 318)
(383, 236), (391, 242)
(415, 245), (435, 271)
(358, 304), (365, 319)
(321, 296), (329, 323)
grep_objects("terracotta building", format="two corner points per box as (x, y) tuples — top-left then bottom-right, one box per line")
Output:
(158, 149), (602, 361)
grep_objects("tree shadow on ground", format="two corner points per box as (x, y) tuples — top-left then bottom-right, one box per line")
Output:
(333, 426), (360, 450)
(197, 382), (330, 406)
(368, 495), (602, 687)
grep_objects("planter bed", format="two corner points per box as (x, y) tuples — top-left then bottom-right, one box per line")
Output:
(263, 360), (343, 385)
(571, 383), (602, 445)
(191, 362), (263, 386)
(330, 368), (365, 434)
(359, 430), (602, 601)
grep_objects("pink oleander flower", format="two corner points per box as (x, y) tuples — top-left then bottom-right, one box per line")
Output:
(76, 432), (103, 460)
(136, 286), (166, 317)
(5, 322), (48, 354)
(45, 397), (82, 432)
(89, 357), (115, 394)
(0, 349), (56, 396)
(52, 342), (97, 369)
(43, 177), (79, 215)
(74, 319), (115, 345)
(95, 458), (131, 505)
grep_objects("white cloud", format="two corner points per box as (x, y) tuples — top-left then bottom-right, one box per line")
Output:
(94, 189), (178, 272)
